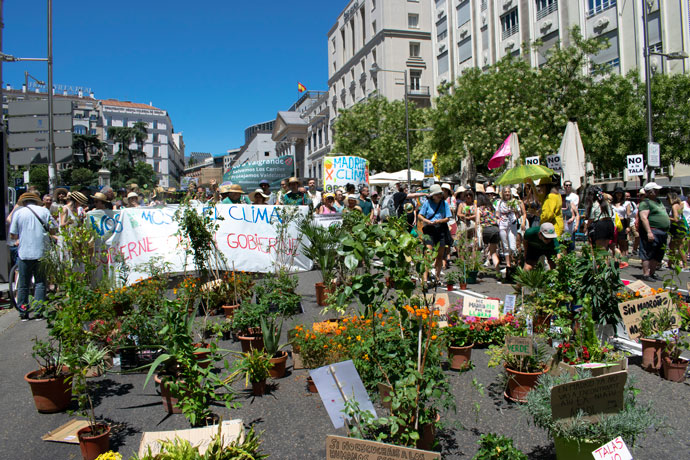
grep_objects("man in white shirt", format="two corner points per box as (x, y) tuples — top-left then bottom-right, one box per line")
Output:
(9, 193), (54, 320)
(306, 178), (322, 208)
(562, 181), (580, 249)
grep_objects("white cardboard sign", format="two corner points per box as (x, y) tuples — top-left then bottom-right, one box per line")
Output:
(591, 436), (633, 460)
(546, 154), (562, 171)
(525, 156), (540, 165)
(626, 154), (644, 176)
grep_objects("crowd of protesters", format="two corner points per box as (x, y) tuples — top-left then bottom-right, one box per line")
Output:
(7, 173), (690, 319)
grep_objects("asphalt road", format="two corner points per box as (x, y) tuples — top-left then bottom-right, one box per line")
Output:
(1, 261), (688, 460)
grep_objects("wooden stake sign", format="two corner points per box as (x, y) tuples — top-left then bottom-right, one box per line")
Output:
(617, 291), (680, 340)
(326, 435), (440, 460)
(625, 279), (654, 297)
(425, 293), (450, 327)
(550, 371), (627, 422)
(505, 336), (533, 356)
(464, 297), (500, 319)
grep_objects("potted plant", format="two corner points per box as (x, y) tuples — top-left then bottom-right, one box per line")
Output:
(662, 328), (690, 382)
(232, 303), (268, 352)
(228, 349), (274, 396)
(300, 219), (341, 306)
(487, 336), (551, 402)
(218, 270), (254, 317)
(25, 337), (73, 413)
(261, 316), (288, 379)
(442, 318), (474, 371)
(523, 372), (661, 460)
(473, 433), (527, 460)
(637, 302), (678, 373)
(445, 270), (463, 292)
(67, 342), (112, 460)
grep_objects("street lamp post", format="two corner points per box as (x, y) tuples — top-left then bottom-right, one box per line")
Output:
(641, 0), (688, 181)
(370, 63), (411, 190)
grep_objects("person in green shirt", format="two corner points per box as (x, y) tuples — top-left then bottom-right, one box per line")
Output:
(220, 184), (251, 204)
(638, 182), (670, 280)
(280, 177), (312, 206)
(523, 222), (560, 271)
(358, 186), (373, 217)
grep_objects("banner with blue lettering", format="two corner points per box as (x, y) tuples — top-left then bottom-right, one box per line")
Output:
(87, 204), (313, 283)
(323, 155), (369, 193)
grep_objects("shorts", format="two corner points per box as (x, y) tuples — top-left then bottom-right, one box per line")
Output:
(639, 228), (667, 262)
(589, 219), (614, 243)
(482, 226), (500, 245)
(423, 223), (452, 248)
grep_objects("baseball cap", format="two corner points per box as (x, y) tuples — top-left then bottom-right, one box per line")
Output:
(643, 182), (662, 192)
(540, 222), (558, 239)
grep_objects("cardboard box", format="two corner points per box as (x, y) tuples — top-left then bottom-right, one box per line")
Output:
(138, 419), (243, 457)
(549, 357), (628, 377)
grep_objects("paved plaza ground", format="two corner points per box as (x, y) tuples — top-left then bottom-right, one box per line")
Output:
(1, 264), (689, 459)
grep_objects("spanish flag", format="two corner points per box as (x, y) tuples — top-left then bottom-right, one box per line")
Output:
(298, 82), (307, 93)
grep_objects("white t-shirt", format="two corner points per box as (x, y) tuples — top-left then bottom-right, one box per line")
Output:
(9, 205), (52, 260)
(566, 192), (579, 210)
(682, 201), (690, 225)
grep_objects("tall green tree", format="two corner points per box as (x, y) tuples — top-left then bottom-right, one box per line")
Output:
(72, 134), (109, 169)
(332, 97), (428, 173)
(107, 121), (148, 167)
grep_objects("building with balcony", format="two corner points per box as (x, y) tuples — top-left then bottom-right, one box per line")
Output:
(429, 0), (689, 91)
(101, 99), (185, 188)
(327, 0), (434, 131)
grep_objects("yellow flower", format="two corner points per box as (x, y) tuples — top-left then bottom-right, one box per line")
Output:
(356, 335), (361, 341)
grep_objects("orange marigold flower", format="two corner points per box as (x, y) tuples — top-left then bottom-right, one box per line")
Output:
(431, 335), (437, 340)
(381, 321), (385, 326)
(431, 322), (437, 328)
(336, 330), (342, 335)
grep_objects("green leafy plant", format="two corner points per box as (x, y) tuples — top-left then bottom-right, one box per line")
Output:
(487, 337), (551, 373)
(135, 424), (267, 460)
(523, 372), (661, 447)
(442, 320), (473, 347)
(472, 433), (527, 460)
(232, 303), (269, 335)
(31, 337), (66, 378)
(67, 341), (110, 435)
(299, 216), (342, 288)
(260, 316), (286, 358)
(227, 349), (273, 386)
(254, 269), (301, 318)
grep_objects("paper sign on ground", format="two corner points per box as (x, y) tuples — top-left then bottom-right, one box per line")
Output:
(551, 371), (627, 422)
(617, 291), (680, 340)
(138, 420), (243, 457)
(310, 360), (376, 429)
(425, 293), (450, 327)
(506, 336), (533, 356)
(625, 279), (654, 297)
(504, 294), (516, 314)
(42, 419), (90, 444)
(464, 297), (500, 319)
(326, 435), (440, 460)
(592, 436), (633, 460)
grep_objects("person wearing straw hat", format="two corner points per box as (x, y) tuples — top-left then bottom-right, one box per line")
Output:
(50, 187), (68, 215)
(280, 177), (312, 206)
(419, 184), (453, 284)
(220, 184), (250, 204)
(249, 188), (270, 205)
(92, 192), (109, 210)
(126, 192), (140, 208)
(343, 194), (363, 213)
(59, 191), (88, 227)
(10, 192), (55, 320)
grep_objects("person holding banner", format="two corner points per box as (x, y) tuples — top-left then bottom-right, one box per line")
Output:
(316, 193), (339, 215)
(307, 179), (321, 207)
(220, 184), (251, 204)
(418, 184), (452, 284)
(259, 180), (276, 205)
(249, 189), (270, 205)
(280, 177), (312, 206)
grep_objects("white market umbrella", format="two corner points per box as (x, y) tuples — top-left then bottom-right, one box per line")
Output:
(368, 172), (400, 185)
(390, 169), (425, 182)
(558, 121), (587, 191)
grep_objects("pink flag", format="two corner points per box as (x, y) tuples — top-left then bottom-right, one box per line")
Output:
(487, 134), (512, 170)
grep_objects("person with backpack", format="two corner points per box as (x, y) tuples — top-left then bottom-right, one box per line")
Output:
(9, 193), (56, 320)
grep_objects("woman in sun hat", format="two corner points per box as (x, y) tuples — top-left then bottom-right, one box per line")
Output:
(248, 188), (270, 205)
(92, 192), (109, 210)
(316, 193), (339, 214)
(418, 184), (452, 284)
(50, 187), (69, 216)
(59, 191), (88, 227)
(126, 192), (140, 208)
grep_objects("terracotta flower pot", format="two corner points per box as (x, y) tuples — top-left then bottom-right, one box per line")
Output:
(251, 379), (266, 396)
(504, 365), (548, 402)
(193, 343), (212, 369)
(155, 374), (182, 414)
(238, 333), (264, 353)
(306, 376), (318, 393)
(662, 356), (689, 382)
(24, 367), (73, 413)
(269, 351), (288, 379)
(315, 282), (329, 306)
(416, 413), (440, 451)
(77, 423), (111, 460)
(448, 343), (474, 371)
(446, 283), (454, 291)
(459, 283), (467, 290)
(640, 337), (665, 372)
(222, 304), (239, 318)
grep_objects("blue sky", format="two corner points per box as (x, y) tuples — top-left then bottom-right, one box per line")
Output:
(3, 1), (345, 156)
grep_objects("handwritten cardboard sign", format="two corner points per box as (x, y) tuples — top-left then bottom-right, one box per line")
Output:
(551, 371), (627, 422)
(464, 297), (500, 319)
(138, 420), (243, 457)
(617, 291), (680, 340)
(592, 436), (633, 460)
(425, 293), (450, 327)
(326, 435), (440, 460)
(503, 294), (516, 314)
(625, 279), (654, 297)
(506, 336), (533, 356)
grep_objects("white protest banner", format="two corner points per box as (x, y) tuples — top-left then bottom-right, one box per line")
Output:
(626, 154), (644, 176)
(323, 155), (369, 193)
(546, 154), (562, 172)
(592, 436), (633, 460)
(525, 156), (540, 165)
(464, 297), (500, 319)
(88, 205), (312, 283)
